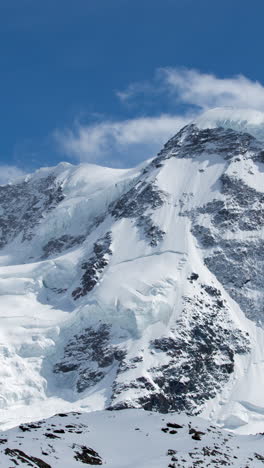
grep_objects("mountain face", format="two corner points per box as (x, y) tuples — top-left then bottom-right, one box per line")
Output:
(1, 109), (264, 434)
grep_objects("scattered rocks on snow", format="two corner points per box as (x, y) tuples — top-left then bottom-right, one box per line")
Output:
(4, 448), (51, 468)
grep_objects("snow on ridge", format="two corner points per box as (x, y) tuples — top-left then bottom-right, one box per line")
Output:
(193, 107), (264, 140)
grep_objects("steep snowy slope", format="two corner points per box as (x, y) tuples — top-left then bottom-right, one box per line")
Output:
(0, 108), (264, 435)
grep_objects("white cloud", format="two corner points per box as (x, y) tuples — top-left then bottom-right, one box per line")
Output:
(116, 81), (155, 102)
(56, 68), (264, 166)
(161, 68), (264, 110)
(119, 67), (264, 111)
(0, 165), (26, 185)
(55, 114), (192, 165)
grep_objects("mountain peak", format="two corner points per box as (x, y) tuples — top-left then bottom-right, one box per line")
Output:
(1, 109), (264, 434)
(157, 110), (264, 164)
(193, 107), (264, 140)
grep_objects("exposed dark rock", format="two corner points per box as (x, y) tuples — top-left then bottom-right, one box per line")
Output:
(189, 428), (205, 440)
(0, 174), (64, 249)
(201, 285), (221, 297)
(136, 215), (165, 246)
(19, 423), (42, 432)
(189, 273), (199, 281)
(44, 432), (60, 439)
(111, 182), (165, 219)
(53, 323), (126, 393)
(191, 224), (216, 247)
(42, 234), (85, 258)
(73, 445), (103, 465)
(167, 449), (177, 455)
(111, 285), (250, 414)
(76, 370), (105, 393)
(4, 448), (51, 467)
(72, 232), (112, 299)
(188, 168), (264, 324)
(110, 180), (166, 246)
(161, 427), (169, 433)
(167, 423), (183, 429)
(156, 124), (263, 162)
(204, 242), (264, 323)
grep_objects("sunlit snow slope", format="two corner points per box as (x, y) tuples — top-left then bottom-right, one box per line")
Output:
(2, 409), (264, 468)
(1, 108), (264, 434)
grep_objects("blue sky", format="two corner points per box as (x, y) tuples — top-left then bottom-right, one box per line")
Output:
(1, 0), (264, 181)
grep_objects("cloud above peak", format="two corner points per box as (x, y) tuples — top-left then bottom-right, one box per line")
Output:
(56, 68), (264, 166)
(118, 67), (264, 111)
(55, 114), (191, 166)
(160, 68), (264, 110)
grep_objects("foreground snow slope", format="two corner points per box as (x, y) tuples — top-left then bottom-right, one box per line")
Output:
(1, 409), (264, 468)
(0, 108), (264, 434)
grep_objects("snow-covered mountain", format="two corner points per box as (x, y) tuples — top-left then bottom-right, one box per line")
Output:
(1, 108), (264, 437)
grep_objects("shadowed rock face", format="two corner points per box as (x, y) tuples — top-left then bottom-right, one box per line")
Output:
(110, 284), (249, 414)
(53, 324), (126, 393)
(72, 232), (112, 300)
(156, 124), (264, 162)
(189, 171), (264, 324)
(110, 182), (165, 219)
(110, 181), (166, 246)
(0, 174), (64, 249)
(136, 215), (165, 247)
(42, 234), (86, 259)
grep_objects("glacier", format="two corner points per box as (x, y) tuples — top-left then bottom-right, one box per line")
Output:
(0, 108), (264, 440)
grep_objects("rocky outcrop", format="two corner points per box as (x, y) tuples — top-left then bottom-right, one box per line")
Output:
(42, 234), (85, 258)
(0, 174), (64, 248)
(190, 170), (264, 324)
(72, 232), (112, 300)
(156, 124), (264, 162)
(110, 282), (250, 414)
(110, 181), (166, 246)
(53, 324), (126, 393)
